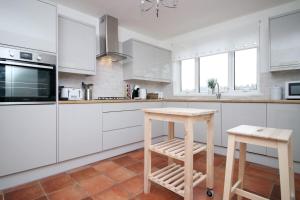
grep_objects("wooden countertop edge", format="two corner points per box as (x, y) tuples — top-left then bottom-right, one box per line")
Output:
(58, 99), (300, 104)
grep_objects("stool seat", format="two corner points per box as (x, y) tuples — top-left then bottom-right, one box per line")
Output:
(227, 125), (292, 142)
(223, 125), (295, 200)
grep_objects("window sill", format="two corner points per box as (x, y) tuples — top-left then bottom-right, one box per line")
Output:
(174, 91), (264, 98)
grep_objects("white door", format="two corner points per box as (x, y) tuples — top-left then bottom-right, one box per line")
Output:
(0, 0), (57, 53)
(163, 102), (189, 139)
(189, 102), (222, 146)
(267, 104), (300, 162)
(0, 105), (57, 176)
(222, 103), (267, 155)
(59, 104), (102, 161)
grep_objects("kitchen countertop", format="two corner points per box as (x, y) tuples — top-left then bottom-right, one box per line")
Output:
(59, 98), (300, 104)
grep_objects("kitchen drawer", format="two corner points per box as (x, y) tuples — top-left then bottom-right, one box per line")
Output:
(102, 102), (161, 112)
(103, 110), (143, 131)
(103, 126), (144, 150)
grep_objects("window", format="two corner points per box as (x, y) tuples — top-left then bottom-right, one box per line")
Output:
(180, 58), (196, 92)
(179, 48), (258, 95)
(234, 48), (257, 91)
(200, 53), (229, 93)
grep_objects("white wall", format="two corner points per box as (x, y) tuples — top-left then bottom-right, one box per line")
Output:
(164, 1), (300, 98)
(57, 4), (170, 97)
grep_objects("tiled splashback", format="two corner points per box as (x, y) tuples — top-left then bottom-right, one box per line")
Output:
(59, 61), (168, 98)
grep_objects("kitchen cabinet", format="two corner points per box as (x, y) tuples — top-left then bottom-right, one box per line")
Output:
(123, 39), (172, 83)
(266, 104), (300, 162)
(0, 105), (56, 176)
(102, 102), (164, 151)
(189, 102), (222, 146)
(103, 126), (144, 150)
(163, 102), (189, 138)
(58, 16), (96, 75)
(59, 104), (102, 162)
(0, 0), (57, 53)
(269, 10), (300, 71)
(221, 103), (267, 155)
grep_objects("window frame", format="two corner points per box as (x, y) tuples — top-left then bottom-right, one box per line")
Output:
(177, 47), (260, 96)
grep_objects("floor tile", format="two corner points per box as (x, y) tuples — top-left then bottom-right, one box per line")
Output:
(79, 174), (114, 196)
(0, 193), (3, 200)
(243, 174), (274, 198)
(93, 160), (121, 173)
(93, 185), (130, 200)
(4, 182), (44, 200)
(34, 196), (48, 200)
(118, 175), (144, 197)
(127, 149), (144, 161)
(106, 167), (136, 183)
(40, 173), (74, 194)
(112, 155), (139, 167)
(48, 185), (88, 200)
(70, 167), (100, 182)
(135, 184), (182, 200)
(125, 161), (144, 174)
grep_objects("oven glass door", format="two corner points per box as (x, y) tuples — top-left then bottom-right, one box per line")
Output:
(289, 83), (300, 96)
(0, 61), (56, 102)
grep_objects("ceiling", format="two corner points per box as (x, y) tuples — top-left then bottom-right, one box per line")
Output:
(53, 0), (294, 40)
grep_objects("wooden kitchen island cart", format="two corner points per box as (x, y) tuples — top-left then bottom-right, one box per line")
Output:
(143, 107), (217, 200)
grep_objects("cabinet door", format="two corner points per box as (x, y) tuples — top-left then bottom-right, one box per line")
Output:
(59, 104), (102, 162)
(0, 105), (56, 176)
(155, 48), (172, 81)
(103, 126), (144, 150)
(267, 104), (300, 162)
(0, 0), (57, 53)
(163, 102), (189, 138)
(222, 103), (267, 155)
(189, 103), (222, 146)
(58, 16), (96, 75)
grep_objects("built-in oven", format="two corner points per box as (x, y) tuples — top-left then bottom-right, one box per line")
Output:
(285, 81), (300, 99)
(0, 46), (56, 104)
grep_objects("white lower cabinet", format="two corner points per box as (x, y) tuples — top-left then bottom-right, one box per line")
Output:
(163, 102), (189, 138)
(188, 102), (222, 146)
(59, 104), (102, 162)
(0, 105), (56, 176)
(267, 104), (300, 162)
(103, 126), (144, 150)
(221, 103), (267, 155)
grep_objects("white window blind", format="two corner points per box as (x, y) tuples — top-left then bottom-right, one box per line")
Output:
(172, 21), (260, 61)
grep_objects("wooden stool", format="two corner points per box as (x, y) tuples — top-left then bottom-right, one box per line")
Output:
(223, 125), (295, 200)
(143, 107), (217, 200)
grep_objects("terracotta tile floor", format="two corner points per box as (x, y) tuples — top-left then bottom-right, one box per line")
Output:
(1, 149), (300, 200)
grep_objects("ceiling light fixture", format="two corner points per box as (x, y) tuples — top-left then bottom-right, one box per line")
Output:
(140, 0), (178, 18)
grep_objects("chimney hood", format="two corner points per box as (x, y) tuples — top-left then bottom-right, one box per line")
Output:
(96, 15), (131, 62)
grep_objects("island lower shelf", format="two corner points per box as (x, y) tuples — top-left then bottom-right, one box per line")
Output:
(149, 163), (207, 197)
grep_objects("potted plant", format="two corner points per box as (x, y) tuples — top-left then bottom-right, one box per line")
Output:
(207, 79), (217, 94)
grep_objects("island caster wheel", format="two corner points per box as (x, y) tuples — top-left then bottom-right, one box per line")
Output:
(206, 189), (214, 197)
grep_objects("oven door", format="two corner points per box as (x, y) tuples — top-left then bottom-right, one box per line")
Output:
(288, 82), (300, 99)
(0, 60), (56, 104)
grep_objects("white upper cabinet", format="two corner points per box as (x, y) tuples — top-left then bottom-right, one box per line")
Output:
(58, 16), (96, 75)
(269, 10), (300, 71)
(221, 103), (267, 155)
(123, 39), (172, 83)
(0, 0), (57, 53)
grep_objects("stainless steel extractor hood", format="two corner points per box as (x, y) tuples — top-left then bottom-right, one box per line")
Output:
(96, 15), (131, 62)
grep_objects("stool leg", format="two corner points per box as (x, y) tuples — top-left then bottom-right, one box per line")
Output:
(184, 119), (193, 200)
(223, 134), (236, 200)
(206, 117), (214, 190)
(288, 140), (295, 199)
(237, 142), (246, 200)
(168, 122), (175, 164)
(278, 142), (292, 200)
(144, 115), (152, 193)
